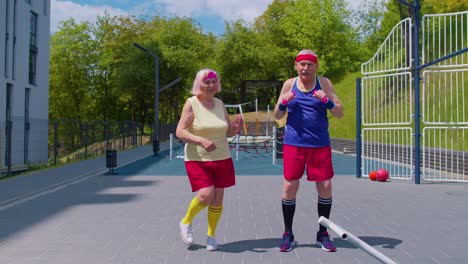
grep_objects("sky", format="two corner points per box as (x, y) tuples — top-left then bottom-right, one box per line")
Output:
(51, 0), (364, 35)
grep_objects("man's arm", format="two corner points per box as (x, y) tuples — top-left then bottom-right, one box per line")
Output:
(274, 78), (295, 120)
(320, 77), (344, 118)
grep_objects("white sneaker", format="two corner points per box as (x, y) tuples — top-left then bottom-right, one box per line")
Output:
(206, 235), (218, 251)
(179, 221), (194, 245)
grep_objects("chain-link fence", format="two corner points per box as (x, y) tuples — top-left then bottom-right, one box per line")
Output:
(48, 120), (147, 165)
(0, 118), (150, 177)
(0, 117), (239, 177)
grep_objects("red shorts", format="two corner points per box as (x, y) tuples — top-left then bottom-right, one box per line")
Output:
(283, 144), (334, 181)
(185, 158), (236, 192)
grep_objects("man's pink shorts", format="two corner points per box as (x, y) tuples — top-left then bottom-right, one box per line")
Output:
(283, 144), (334, 181)
(185, 158), (235, 192)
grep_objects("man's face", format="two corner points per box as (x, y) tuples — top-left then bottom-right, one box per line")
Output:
(295, 60), (317, 80)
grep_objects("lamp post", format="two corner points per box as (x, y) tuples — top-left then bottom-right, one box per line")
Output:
(133, 42), (160, 156)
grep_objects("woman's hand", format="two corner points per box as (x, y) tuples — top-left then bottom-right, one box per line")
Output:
(233, 114), (244, 134)
(200, 138), (216, 152)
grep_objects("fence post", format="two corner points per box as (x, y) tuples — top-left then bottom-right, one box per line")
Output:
(272, 126), (277, 165)
(105, 121), (109, 151)
(413, 1), (422, 184)
(84, 122), (88, 159)
(121, 122), (126, 150)
(132, 122), (137, 147)
(54, 121), (58, 165)
(139, 123), (143, 146)
(356, 78), (362, 178)
(169, 133), (174, 160)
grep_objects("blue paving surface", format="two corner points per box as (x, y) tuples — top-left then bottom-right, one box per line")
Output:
(2, 144), (468, 263)
(115, 150), (358, 176)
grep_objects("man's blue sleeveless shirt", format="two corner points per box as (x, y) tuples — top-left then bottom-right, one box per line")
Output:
(283, 77), (330, 147)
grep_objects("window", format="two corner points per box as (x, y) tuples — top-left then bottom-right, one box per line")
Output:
(29, 49), (37, 85)
(30, 11), (37, 47)
(5, 84), (13, 167)
(24, 88), (30, 163)
(4, 0), (10, 78)
(12, 0), (17, 79)
(29, 11), (38, 85)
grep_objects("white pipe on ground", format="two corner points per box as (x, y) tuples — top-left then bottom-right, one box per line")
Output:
(318, 217), (397, 264)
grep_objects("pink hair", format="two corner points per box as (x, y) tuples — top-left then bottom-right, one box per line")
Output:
(191, 69), (222, 95)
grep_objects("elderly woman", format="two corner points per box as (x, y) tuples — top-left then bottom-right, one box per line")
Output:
(176, 69), (242, 251)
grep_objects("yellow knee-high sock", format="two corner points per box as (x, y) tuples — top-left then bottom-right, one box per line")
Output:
(207, 206), (223, 237)
(182, 197), (207, 224)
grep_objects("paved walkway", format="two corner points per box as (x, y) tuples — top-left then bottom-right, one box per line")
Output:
(0, 144), (468, 264)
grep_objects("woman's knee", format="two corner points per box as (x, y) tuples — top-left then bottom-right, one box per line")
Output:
(210, 189), (225, 207)
(197, 186), (215, 204)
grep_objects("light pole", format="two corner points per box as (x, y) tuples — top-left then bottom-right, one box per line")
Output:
(133, 42), (160, 156)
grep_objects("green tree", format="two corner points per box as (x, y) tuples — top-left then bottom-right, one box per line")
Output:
(93, 14), (152, 126)
(149, 17), (216, 123)
(49, 19), (96, 121)
(216, 20), (265, 100)
(254, 0), (293, 78)
(49, 19), (99, 148)
(424, 0), (468, 13)
(255, 0), (362, 79)
(214, 19), (285, 107)
(355, 0), (386, 55)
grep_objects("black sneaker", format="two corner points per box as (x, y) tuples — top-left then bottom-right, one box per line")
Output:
(316, 231), (336, 252)
(278, 232), (295, 252)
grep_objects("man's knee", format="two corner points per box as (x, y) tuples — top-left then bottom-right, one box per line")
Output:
(316, 180), (332, 198)
(282, 180), (299, 199)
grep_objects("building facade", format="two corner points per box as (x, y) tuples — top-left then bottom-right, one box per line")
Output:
(0, 0), (50, 169)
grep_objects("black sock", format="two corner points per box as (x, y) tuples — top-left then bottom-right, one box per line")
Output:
(282, 198), (296, 234)
(318, 196), (332, 233)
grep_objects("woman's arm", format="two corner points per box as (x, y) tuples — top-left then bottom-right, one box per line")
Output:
(223, 104), (243, 137)
(176, 100), (216, 151)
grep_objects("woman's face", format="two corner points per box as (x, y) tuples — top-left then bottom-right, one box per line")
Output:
(200, 77), (218, 96)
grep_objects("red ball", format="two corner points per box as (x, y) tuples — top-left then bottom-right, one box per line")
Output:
(376, 168), (389, 182)
(368, 171), (377, 181)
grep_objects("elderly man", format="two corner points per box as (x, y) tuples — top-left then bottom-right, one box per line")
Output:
(274, 50), (344, 252)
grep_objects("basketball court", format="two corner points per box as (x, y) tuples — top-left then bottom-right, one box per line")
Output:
(115, 147), (357, 177)
(0, 146), (467, 263)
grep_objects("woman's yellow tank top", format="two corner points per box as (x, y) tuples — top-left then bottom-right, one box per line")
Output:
(185, 96), (231, 161)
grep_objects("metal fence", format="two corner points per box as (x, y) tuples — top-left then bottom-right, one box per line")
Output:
(0, 118), (153, 177)
(358, 9), (468, 183)
(48, 119), (145, 165)
(0, 116), (183, 177)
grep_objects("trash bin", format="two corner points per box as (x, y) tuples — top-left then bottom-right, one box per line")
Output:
(106, 149), (117, 168)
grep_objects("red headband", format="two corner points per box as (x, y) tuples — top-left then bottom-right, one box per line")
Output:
(295, 54), (318, 64)
(203, 71), (218, 81)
